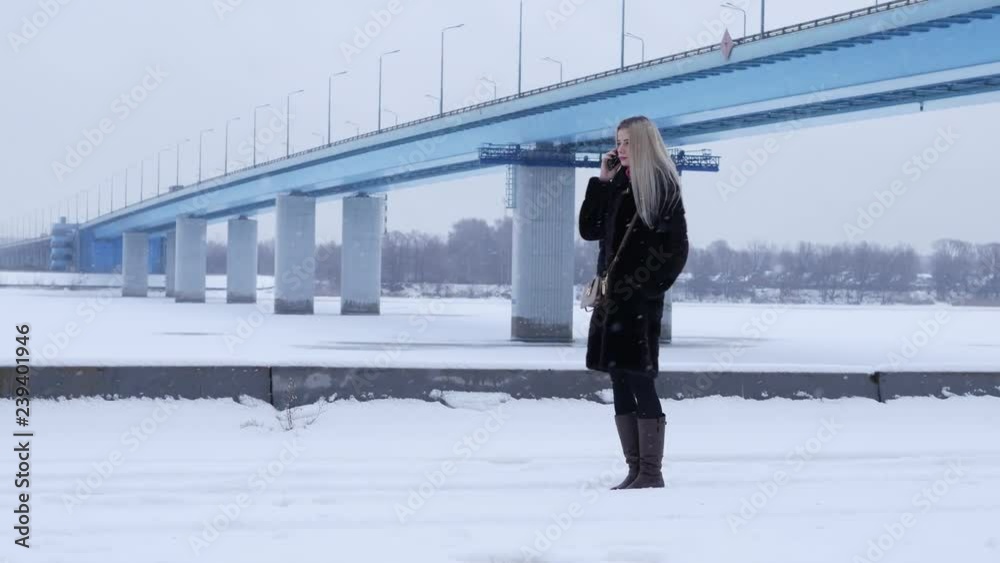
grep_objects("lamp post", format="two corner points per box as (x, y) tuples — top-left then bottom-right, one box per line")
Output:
(345, 120), (360, 136)
(481, 76), (497, 100)
(286, 89), (304, 157)
(378, 49), (401, 131)
(225, 116), (240, 174)
(542, 56), (563, 82)
(382, 108), (399, 126)
(625, 32), (645, 62)
(721, 3), (747, 37)
(620, 0), (626, 69)
(328, 71), (347, 144)
(198, 128), (213, 183)
(157, 147), (171, 194)
(175, 138), (190, 186)
(761, 0), (766, 34)
(253, 103), (271, 166)
(518, 0), (524, 93)
(439, 23), (464, 115)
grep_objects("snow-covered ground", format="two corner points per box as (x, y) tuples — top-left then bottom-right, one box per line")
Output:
(2, 394), (998, 562)
(0, 286), (998, 371)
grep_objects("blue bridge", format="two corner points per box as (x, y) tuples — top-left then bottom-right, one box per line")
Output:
(2, 0), (999, 342)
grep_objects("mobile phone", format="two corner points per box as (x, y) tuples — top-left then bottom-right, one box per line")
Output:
(606, 152), (620, 170)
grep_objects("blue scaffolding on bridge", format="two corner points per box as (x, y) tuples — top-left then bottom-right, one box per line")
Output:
(478, 144), (721, 209)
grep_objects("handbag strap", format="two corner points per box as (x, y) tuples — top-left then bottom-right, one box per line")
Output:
(604, 211), (640, 279)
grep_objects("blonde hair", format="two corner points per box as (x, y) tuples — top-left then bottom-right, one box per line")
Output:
(618, 116), (682, 229)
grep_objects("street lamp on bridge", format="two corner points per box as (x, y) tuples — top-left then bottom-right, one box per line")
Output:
(542, 56), (563, 83)
(721, 2), (748, 38)
(625, 32), (645, 62)
(439, 23), (465, 115)
(328, 71), (348, 144)
(286, 89), (304, 157)
(253, 103), (271, 166)
(225, 116), (240, 174)
(382, 108), (399, 127)
(175, 138), (190, 187)
(198, 128), (214, 183)
(378, 49), (401, 131)
(481, 76), (497, 100)
(157, 146), (171, 195)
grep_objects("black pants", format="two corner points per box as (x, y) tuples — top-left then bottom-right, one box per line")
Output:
(611, 369), (663, 418)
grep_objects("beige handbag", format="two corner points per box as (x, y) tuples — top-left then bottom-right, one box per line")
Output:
(581, 211), (639, 312)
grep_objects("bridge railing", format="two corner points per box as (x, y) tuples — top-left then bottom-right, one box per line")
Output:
(69, 0), (927, 230)
(315, 0), (927, 142)
(211, 0), (929, 171)
(477, 144), (721, 172)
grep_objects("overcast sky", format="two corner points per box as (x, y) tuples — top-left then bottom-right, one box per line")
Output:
(3, 0), (997, 254)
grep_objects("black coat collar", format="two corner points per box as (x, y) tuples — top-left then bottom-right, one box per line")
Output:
(611, 167), (679, 233)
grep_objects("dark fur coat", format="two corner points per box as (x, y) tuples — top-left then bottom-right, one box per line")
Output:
(578, 167), (689, 375)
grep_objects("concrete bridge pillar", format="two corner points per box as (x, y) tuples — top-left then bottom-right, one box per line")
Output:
(275, 194), (316, 314)
(341, 194), (384, 315)
(174, 217), (207, 303)
(148, 236), (164, 275)
(227, 216), (258, 304)
(661, 289), (673, 343)
(164, 230), (176, 297)
(511, 165), (575, 342)
(121, 232), (149, 297)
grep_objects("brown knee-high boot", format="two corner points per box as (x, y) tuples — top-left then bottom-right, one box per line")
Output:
(625, 416), (665, 489)
(610, 414), (640, 490)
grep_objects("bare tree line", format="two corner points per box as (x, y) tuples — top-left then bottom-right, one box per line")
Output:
(205, 217), (513, 294)
(200, 216), (999, 305)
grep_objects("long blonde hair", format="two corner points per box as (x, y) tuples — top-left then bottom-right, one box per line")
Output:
(618, 116), (682, 229)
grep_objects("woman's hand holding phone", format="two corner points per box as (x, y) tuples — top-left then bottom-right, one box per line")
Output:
(600, 149), (620, 182)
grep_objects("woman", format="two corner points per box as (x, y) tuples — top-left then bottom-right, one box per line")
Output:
(578, 115), (689, 490)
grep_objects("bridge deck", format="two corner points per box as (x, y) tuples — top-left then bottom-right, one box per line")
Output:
(77, 0), (1000, 242)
